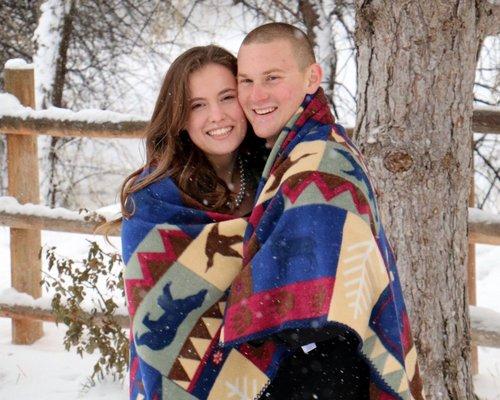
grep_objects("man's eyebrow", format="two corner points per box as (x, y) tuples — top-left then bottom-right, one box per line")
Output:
(237, 68), (285, 78)
(262, 68), (285, 75)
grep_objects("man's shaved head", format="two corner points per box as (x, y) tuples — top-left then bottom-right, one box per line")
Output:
(241, 22), (316, 70)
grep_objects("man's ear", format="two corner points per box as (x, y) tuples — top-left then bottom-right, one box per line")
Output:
(305, 63), (323, 94)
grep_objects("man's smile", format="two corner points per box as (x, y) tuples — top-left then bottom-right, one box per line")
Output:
(253, 106), (277, 115)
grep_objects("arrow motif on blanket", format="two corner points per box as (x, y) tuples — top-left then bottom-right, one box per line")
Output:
(342, 240), (375, 319)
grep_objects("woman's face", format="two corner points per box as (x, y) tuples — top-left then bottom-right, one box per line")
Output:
(185, 63), (247, 162)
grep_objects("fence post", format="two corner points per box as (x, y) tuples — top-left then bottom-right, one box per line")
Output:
(4, 60), (43, 344)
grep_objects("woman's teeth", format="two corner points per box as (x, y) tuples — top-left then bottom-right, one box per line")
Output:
(207, 127), (232, 137)
(254, 107), (276, 115)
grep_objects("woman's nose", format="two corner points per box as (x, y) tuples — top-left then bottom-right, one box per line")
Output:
(209, 104), (225, 122)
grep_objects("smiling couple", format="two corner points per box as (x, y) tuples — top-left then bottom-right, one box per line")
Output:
(120, 23), (424, 400)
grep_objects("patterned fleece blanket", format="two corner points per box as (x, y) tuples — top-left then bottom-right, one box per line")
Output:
(122, 174), (288, 400)
(221, 88), (425, 400)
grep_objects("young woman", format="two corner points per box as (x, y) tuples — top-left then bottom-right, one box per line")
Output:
(120, 46), (270, 400)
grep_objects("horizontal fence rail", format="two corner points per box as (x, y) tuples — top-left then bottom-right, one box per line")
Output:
(0, 115), (146, 139)
(1, 110), (500, 138)
(0, 302), (129, 329)
(0, 196), (119, 236)
(472, 108), (500, 134)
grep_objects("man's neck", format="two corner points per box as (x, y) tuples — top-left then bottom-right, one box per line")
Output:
(265, 135), (280, 149)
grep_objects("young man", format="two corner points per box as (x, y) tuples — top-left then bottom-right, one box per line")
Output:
(221, 23), (424, 399)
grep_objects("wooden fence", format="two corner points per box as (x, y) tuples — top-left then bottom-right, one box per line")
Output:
(1, 64), (500, 365)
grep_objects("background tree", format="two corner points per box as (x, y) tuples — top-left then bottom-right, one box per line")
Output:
(354, 1), (499, 398)
(0, 0), (41, 195)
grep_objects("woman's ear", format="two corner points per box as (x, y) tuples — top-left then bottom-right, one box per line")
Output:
(305, 63), (323, 94)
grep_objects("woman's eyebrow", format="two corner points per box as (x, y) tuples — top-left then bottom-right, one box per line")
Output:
(219, 88), (236, 95)
(190, 88), (236, 102)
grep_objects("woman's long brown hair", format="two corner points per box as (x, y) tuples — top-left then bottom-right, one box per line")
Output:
(105, 45), (265, 235)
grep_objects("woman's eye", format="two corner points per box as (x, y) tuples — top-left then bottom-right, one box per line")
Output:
(222, 95), (235, 101)
(191, 103), (203, 110)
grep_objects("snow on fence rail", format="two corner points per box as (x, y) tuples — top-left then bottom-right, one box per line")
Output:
(0, 196), (120, 236)
(0, 288), (128, 328)
(0, 92), (147, 139)
(1, 62), (500, 354)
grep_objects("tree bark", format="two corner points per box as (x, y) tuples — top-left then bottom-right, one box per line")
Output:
(354, 1), (486, 398)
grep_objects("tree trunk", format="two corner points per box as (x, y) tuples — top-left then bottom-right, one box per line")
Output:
(354, 1), (485, 398)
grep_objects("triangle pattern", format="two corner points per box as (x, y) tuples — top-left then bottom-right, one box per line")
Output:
(372, 351), (389, 371)
(382, 354), (402, 376)
(203, 302), (223, 319)
(173, 380), (190, 390)
(361, 334), (377, 357)
(369, 337), (388, 359)
(397, 374), (409, 393)
(179, 338), (201, 360)
(190, 318), (212, 339)
(191, 337), (211, 358)
(202, 317), (222, 338)
(168, 358), (190, 381)
(218, 301), (226, 315)
(383, 369), (404, 392)
(178, 357), (200, 380)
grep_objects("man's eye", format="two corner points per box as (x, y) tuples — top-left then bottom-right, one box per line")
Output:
(266, 75), (280, 81)
(238, 78), (252, 85)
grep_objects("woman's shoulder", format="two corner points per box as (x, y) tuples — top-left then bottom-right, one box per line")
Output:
(130, 170), (181, 204)
(124, 171), (184, 222)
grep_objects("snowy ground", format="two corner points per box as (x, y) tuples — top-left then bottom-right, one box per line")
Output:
(0, 227), (499, 399)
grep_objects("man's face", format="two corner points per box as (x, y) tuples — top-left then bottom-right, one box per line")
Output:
(237, 40), (312, 146)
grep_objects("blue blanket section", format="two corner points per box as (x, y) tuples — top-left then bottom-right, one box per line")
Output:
(121, 174), (214, 264)
(252, 205), (347, 292)
(130, 341), (162, 399)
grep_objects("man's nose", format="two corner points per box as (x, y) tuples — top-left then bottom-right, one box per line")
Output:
(250, 84), (269, 103)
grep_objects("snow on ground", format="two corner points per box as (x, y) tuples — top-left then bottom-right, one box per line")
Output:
(0, 226), (499, 399)
(0, 227), (127, 399)
(475, 244), (500, 400)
